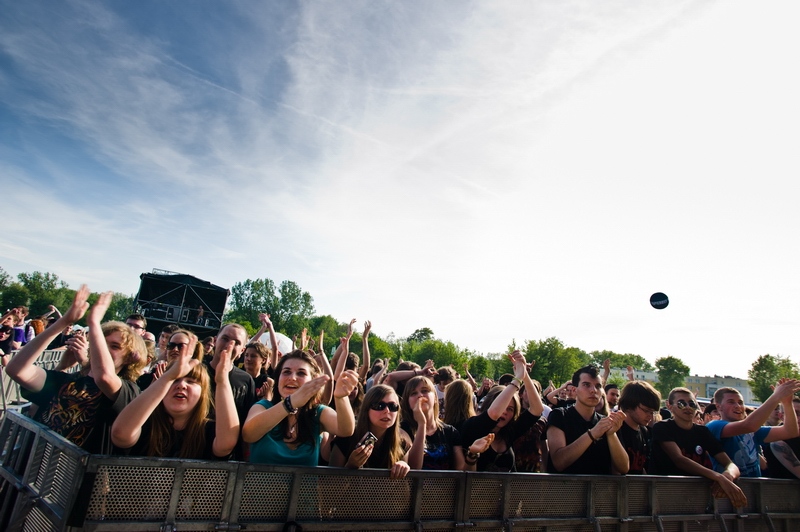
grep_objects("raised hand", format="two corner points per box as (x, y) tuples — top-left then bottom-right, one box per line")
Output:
(346, 318), (357, 339)
(63, 285), (91, 324)
(422, 359), (436, 378)
(363, 320), (372, 337)
(87, 291), (113, 324)
(152, 360), (167, 381)
(259, 313), (272, 327)
(290, 374), (331, 408)
(334, 369), (359, 399)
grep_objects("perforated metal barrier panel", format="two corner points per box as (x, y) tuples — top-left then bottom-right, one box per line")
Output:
(2, 410), (800, 531)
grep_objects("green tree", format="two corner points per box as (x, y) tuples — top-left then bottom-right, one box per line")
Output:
(225, 278), (314, 337)
(523, 337), (590, 387)
(106, 293), (135, 321)
(655, 356), (691, 397)
(748, 354), (800, 403)
(588, 350), (655, 372)
(0, 282), (30, 311)
(407, 327), (434, 343)
(0, 266), (10, 291)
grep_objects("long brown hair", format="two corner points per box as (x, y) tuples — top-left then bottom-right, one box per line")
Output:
(443, 379), (475, 428)
(399, 376), (441, 439)
(479, 385), (520, 442)
(272, 350), (324, 448)
(347, 385), (404, 468)
(146, 362), (212, 458)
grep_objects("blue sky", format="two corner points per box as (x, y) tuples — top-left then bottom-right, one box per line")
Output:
(2, 0), (799, 380)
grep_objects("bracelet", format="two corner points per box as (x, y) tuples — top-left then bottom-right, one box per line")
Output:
(587, 429), (598, 444)
(283, 395), (298, 415)
(508, 381), (520, 391)
(512, 377), (523, 388)
(466, 450), (480, 461)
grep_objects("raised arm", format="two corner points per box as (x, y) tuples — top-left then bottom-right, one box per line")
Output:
(485, 352), (525, 420)
(320, 369), (359, 437)
(601, 359), (611, 385)
(462, 362), (478, 391)
(546, 381), (569, 406)
(764, 392), (800, 443)
(360, 321), (371, 384)
(212, 347), (241, 457)
(313, 348), (335, 406)
(719, 379), (800, 438)
(86, 292), (124, 399)
(517, 354), (544, 416)
(6, 285), (90, 392)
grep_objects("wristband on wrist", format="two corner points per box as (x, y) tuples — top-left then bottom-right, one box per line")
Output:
(512, 377), (523, 388)
(587, 429), (598, 444)
(508, 381), (520, 391)
(283, 395), (298, 415)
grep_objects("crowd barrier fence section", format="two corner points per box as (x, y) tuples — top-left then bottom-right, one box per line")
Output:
(2, 412), (800, 531)
(1, 350), (78, 414)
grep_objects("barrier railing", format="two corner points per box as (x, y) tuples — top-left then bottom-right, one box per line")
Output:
(1, 350), (78, 414)
(2, 409), (800, 531)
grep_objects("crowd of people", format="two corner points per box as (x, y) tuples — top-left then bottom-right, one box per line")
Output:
(3, 287), (800, 509)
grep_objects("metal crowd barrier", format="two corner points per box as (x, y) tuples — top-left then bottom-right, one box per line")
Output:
(1, 350), (78, 414)
(2, 409), (800, 532)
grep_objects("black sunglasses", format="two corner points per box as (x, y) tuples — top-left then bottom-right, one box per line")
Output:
(675, 399), (698, 410)
(370, 401), (400, 412)
(167, 342), (189, 351)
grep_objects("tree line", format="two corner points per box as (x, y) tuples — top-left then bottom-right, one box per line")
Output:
(1, 266), (795, 401)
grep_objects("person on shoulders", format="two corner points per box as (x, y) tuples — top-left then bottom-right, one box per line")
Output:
(651, 388), (747, 508)
(547, 365), (629, 475)
(706, 379), (800, 477)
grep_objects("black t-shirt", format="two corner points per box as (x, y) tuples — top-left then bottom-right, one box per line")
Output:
(546, 406), (611, 475)
(461, 410), (540, 472)
(400, 421), (461, 470)
(764, 436), (800, 479)
(333, 433), (409, 470)
(617, 421), (651, 474)
(22, 371), (139, 454)
(650, 419), (725, 476)
(128, 419), (226, 460)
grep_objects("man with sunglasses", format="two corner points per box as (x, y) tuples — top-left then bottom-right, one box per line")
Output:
(616, 380), (661, 474)
(651, 388), (747, 508)
(706, 378), (800, 477)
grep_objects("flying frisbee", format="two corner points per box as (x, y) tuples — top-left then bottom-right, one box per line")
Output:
(650, 292), (669, 310)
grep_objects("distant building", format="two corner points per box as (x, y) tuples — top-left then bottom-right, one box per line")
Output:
(685, 375), (759, 406)
(608, 369), (759, 406)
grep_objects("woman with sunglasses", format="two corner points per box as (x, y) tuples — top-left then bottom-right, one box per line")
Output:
(111, 330), (240, 459)
(329, 384), (410, 478)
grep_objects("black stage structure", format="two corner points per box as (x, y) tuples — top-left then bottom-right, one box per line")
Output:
(133, 269), (229, 336)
